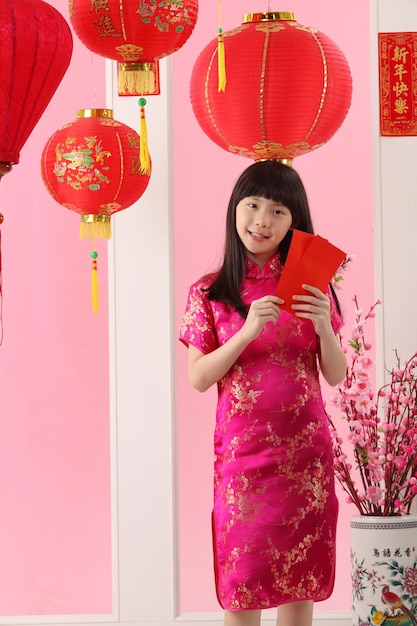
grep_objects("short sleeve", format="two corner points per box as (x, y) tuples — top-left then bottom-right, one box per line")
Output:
(179, 280), (218, 354)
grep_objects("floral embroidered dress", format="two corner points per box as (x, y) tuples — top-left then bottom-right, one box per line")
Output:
(179, 254), (343, 611)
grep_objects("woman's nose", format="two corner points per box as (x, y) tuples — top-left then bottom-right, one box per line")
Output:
(255, 212), (269, 227)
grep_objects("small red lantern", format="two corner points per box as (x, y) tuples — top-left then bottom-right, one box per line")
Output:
(41, 108), (151, 311)
(69, 0), (198, 96)
(190, 12), (352, 164)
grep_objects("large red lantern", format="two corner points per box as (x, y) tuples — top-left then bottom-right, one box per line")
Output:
(41, 108), (151, 311)
(0, 0), (73, 180)
(190, 12), (352, 164)
(69, 0), (198, 95)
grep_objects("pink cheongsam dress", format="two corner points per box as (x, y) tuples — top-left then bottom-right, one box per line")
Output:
(179, 254), (343, 611)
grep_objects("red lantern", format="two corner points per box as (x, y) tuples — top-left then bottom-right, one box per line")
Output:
(0, 0), (73, 179)
(40, 108), (151, 311)
(69, 0), (199, 95)
(190, 12), (352, 164)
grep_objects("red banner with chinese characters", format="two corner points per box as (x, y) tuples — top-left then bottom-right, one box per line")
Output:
(379, 32), (417, 136)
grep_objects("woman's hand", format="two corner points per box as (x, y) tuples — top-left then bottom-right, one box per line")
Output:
(292, 284), (347, 385)
(291, 284), (332, 337)
(242, 295), (284, 342)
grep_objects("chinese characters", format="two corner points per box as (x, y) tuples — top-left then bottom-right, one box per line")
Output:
(379, 32), (417, 135)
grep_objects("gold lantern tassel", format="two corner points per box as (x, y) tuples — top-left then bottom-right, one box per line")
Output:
(138, 97), (151, 175)
(217, 0), (226, 92)
(118, 62), (159, 96)
(80, 215), (112, 240)
(91, 250), (99, 313)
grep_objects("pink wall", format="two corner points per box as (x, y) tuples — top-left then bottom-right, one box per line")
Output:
(0, 1), (111, 615)
(174, 0), (374, 613)
(0, 0), (374, 618)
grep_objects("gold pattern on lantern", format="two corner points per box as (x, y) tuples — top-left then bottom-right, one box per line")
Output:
(115, 44), (143, 61)
(100, 119), (123, 127)
(100, 202), (121, 211)
(252, 142), (287, 157)
(254, 23), (287, 34)
(99, 119), (122, 128)
(226, 145), (273, 160)
(304, 32), (327, 140)
(89, 0), (111, 13)
(131, 153), (142, 175)
(204, 61), (229, 145)
(127, 132), (140, 149)
(226, 25), (247, 40)
(114, 133), (124, 200)
(93, 14), (122, 38)
(227, 140), (322, 161)
(259, 31), (269, 141)
(118, 0), (127, 40)
(294, 24), (319, 36)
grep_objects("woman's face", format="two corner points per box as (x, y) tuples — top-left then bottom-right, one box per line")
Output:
(235, 195), (293, 267)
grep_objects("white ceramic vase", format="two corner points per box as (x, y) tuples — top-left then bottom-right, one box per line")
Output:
(350, 515), (417, 626)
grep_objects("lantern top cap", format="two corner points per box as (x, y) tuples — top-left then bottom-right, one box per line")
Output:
(81, 214), (111, 224)
(243, 12), (295, 23)
(76, 109), (113, 119)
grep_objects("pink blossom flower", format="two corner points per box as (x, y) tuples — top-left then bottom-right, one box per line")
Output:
(366, 486), (384, 503)
(354, 396), (373, 413)
(358, 355), (374, 369)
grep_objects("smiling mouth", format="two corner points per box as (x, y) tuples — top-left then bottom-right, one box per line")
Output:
(249, 230), (268, 240)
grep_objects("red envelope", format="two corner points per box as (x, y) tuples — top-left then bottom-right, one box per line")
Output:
(276, 230), (346, 314)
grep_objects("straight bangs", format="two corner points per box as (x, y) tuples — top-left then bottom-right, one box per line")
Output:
(234, 162), (306, 220)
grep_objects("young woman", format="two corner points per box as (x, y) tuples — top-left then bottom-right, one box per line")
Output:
(180, 160), (346, 626)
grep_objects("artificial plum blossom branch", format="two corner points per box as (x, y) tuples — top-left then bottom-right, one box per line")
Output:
(327, 296), (417, 516)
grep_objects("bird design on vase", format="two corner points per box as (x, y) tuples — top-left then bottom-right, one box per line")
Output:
(370, 585), (417, 625)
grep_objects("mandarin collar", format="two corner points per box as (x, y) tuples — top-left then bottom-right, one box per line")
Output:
(245, 254), (282, 279)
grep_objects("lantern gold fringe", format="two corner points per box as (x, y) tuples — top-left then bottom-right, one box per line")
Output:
(139, 99), (151, 175)
(79, 215), (112, 240)
(217, 0), (226, 91)
(118, 62), (160, 96)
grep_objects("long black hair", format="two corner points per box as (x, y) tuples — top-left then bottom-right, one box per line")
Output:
(206, 160), (340, 318)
